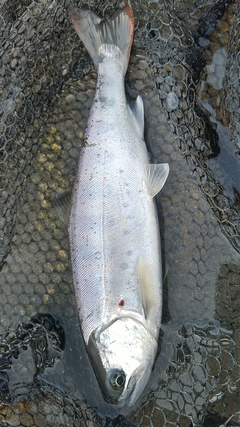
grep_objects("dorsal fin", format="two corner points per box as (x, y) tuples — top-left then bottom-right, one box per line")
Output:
(143, 163), (169, 198)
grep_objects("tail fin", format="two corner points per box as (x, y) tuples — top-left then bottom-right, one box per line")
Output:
(71, 1), (134, 75)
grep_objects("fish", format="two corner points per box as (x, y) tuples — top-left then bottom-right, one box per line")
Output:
(69, 0), (169, 408)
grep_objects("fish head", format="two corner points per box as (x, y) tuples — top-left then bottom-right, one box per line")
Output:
(87, 316), (158, 408)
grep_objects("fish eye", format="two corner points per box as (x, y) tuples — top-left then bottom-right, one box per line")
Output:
(116, 374), (124, 386)
(107, 369), (126, 389)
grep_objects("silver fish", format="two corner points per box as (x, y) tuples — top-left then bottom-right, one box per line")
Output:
(69, 0), (169, 408)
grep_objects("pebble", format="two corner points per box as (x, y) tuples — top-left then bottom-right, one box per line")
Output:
(166, 91), (179, 110)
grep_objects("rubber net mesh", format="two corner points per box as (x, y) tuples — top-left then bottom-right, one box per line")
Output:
(0, 0), (240, 426)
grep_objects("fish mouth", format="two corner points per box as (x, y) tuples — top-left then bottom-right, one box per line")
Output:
(117, 377), (137, 407)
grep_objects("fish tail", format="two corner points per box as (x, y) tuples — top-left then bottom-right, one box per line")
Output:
(71, 0), (134, 75)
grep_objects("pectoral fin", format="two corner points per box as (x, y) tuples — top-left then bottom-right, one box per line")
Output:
(138, 257), (159, 324)
(143, 163), (169, 198)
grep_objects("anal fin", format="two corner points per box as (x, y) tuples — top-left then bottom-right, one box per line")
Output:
(128, 94), (144, 139)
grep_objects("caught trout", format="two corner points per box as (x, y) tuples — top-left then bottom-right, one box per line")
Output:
(69, 0), (169, 408)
